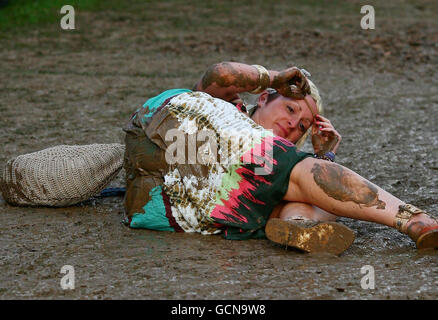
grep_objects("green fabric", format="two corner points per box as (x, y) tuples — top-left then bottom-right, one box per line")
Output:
(141, 88), (191, 121)
(130, 186), (174, 231)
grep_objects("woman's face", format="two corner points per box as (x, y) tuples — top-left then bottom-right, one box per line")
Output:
(252, 92), (317, 143)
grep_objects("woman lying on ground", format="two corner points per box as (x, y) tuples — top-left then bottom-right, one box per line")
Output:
(122, 61), (438, 255)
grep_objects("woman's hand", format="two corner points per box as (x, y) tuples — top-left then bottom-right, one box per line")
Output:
(311, 114), (342, 155)
(271, 67), (311, 99)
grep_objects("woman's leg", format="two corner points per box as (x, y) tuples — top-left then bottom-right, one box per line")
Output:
(267, 200), (355, 255)
(271, 201), (337, 222)
(283, 157), (438, 246)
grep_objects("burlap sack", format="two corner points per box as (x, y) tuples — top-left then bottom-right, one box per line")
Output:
(0, 143), (125, 207)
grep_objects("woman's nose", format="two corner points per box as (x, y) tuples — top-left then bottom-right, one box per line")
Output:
(287, 118), (299, 128)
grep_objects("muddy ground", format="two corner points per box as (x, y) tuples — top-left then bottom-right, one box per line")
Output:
(0, 0), (437, 300)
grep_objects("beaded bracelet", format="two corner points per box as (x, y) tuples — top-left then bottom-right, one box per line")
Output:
(314, 151), (336, 162)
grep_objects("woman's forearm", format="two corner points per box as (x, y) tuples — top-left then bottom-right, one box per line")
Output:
(194, 62), (278, 102)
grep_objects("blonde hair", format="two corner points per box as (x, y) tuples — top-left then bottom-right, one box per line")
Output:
(295, 78), (323, 148)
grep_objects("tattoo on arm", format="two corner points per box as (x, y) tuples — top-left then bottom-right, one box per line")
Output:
(311, 162), (386, 210)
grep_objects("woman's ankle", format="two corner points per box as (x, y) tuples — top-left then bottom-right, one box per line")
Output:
(404, 213), (438, 242)
(394, 204), (438, 240)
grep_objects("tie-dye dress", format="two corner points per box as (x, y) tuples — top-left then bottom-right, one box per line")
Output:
(123, 89), (313, 240)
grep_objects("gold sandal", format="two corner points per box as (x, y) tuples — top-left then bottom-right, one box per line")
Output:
(394, 204), (438, 249)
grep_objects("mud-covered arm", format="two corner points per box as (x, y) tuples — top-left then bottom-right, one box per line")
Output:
(193, 62), (310, 103)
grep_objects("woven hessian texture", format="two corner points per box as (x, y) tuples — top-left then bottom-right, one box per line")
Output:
(0, 144), (125, 207)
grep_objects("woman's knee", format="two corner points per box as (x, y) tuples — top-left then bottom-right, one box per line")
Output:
(278, 202), (337, 222)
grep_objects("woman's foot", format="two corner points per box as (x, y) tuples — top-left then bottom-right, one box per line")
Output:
(395, 204), (438, 249)
(265, 218), (355, 255)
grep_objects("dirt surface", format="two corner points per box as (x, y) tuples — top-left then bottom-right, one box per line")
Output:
(0, 0), (437, 300)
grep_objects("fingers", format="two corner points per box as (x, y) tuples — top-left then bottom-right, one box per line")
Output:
(315, 116), (336, 131)
(301, 80), (311, 95)
(315, 114), (330, 122)
(311, 113), (342, 154)
(318, 127), (342, 143)
(315, 120), (332, 132)
(316, 124), (338, 134)
(313, 117), (341, 140)
(278, 84), (305, 99)
(287, 68), (310, 95)
(319, 128), (339, 137)
(289, 85), (306, 99)
(315, 122), (332, 129)
(274, 67), (310, 98)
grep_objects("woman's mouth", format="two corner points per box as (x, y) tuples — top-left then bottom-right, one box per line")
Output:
(275, 123), (288, 138)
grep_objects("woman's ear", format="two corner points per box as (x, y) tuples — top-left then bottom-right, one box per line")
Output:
(257, 90), (269, 108)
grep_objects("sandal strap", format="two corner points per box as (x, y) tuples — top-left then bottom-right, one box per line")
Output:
(394, 204), (425, 233)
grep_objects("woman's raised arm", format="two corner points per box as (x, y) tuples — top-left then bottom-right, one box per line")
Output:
(193, 62), (310, 102)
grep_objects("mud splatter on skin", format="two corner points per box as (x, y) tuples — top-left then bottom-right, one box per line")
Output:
(199, 63), (311, 100)
(311, 130), (338, 156)
(201, 62), (258, 91)
(406, 221), (427, 241)
(271, 67), (310, 99)
(311, 162), (386, 210)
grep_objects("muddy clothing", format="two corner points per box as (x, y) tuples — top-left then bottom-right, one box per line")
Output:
(123, 89), (313, 240)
